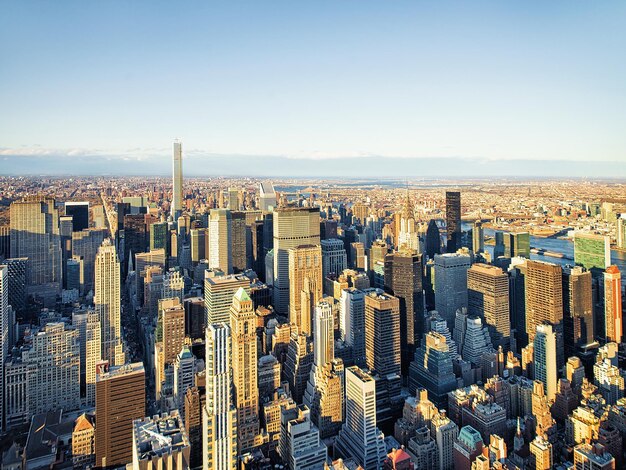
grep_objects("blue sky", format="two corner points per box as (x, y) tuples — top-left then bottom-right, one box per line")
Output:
(1, 1), (625, 175)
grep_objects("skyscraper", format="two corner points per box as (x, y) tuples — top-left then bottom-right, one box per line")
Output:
(95, 362), (146, 468)
(65, 202), (89, 231)
(574, 231), (611, 271)
(534, 324), (558, 401)
(204, 273), (250, 325)
(321, 238), (348, 277)
(604, 265), (622, 344)
(340, 288), (367, 367)
(9, 196), (62, 294)
(209, 209), (232, 274)
(203, 323), (237, 470)
(445, 191), (461, 253)
(259, 181), (276, 211)
(472, 221), (484, 254)
(408, 332), (457, 405)
(288, 244), (323, 335)
(365, 290), (401, 376)
(273, 207), (321, 315)
(525, 260), (563, 343)
(230, 288), (260, 453)
(384, 250), (424, 374)
(425, 220), (441, 259)
(171, 140), (183, 219)
(434, 252), (471, 327)
(562, 266), (594, 352)
(230, 211), (247, 273)
(467, 263), (510, 351)
(0, 265), (9, 432)
(94, 239), (125, 366)
(334, 367), (387, 470)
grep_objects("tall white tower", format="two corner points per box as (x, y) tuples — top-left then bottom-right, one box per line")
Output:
(534, 323), (557, 401)
(94, 239), (124, 366)
(171, 140), (183, 219)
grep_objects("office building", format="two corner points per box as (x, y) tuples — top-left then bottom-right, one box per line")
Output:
(72, 413), (96, 468)
(503, 232), (530, 258)
(22, 322), (80, 415)
(273, 207), (321, 315)
(339, 288), (367, 367)
(278, 405), (327, 470)
(259, 182), (276, 211)
(65, 202), (89, 231)
(445, 191), (461, 253)
(72, 228), (108, 295)
(3, 258), (27, 312)
(132, 411), (190, 470)
(467, 264), (510, 351)
(529, 434), (553, 470)
(9, 196), (62, 293)
(204, 272), (249, 325)
(0, 225), (9, 258)
(173, 345), (195, 418)
(158, 297), (186, 376)
(208, 209), (232, 274)
(94, 239), (125, 366)
(150, 221), (169, 252)
(563, 266), (594, 353)
(171, 140), (183, 219)
(283, 331), (314, 403)
(230, 288), (260, 453)
(227, 187), (239, 210)
(72, 311), (101, 407)
(288, 244), (323, 335)
(95, 362), (146, 468)
(525, 260), (563, 343)
(408, 332), (457, 405)
(604, 266), (622, 344)
(203, 323), (236, 470)
(124, 214), (148, 268)
(453, 426), (483, 470)
(384, 250), (424, 374)
(431, 411), (459, 470)
(434, 252), (471, 327)
(303, 301), (344, 438)
(573, 443), (616, 470)
(574, 231), (611, 271)
(534, 324), (557, 401)
(230, 211), (247, 273)
(365, 290), (401, 376)
(397, 190), (420, 253)
(472, 221), (484, 254)
(190, 228), (207, 265)
(321, 238), (347, 277)
(0, 266), (8, 432)
(335, 367), (387, 470)
(425, 220), (441, 259)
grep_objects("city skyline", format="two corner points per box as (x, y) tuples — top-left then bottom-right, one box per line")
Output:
(2, 1), (626, 177)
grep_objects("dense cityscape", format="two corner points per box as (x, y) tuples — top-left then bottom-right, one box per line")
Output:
(0, 142), (624, 469)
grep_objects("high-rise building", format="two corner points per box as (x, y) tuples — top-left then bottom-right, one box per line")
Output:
(534, 324), (558, 401)
(503, 232), (530, 258)
(72, 228), (108, 295)
(173, 345), (195, 418)
(425, 220), (441, 259)
(288, 244), (323, 335)
(445, 191), (461, 253)
(278, 405), (327, 470)
(259, 182), (276, 211)
(72, 413), (96, 468)
(525, 260), (563, 343)
(467, 264), (510, 351)
(157, 297), (186, 379)
(604, 266), (622, 344)
(230, 211), (247, 273)
(384, 250), (424, 374)
(335, 366), (387, 470)
(171, 140), (183, 219)
(208, 209), (232, 274)
(94, 239), (125, 366)
(617, 215), (626, 249)
(563, 266), (594, 353)
(321, 238), (347, 277)
(131, 411), (190, 470)
(65, 202), (89, 231)
(0, 225), (10, 258)
(573, 443), (616, 470)
(72, 311), (101, 407)
(150, 221), (169, 252)
(3, 258), (27, 312)
(203, 323), (237, 470)
(230, 288), (260, 453)
(0, 265), (10, 432)
(185, 383), (206, 469)
(472, 221), (484, 254)
(22, 322), (81, 415)
(227, 187), (240, 210)
(190, 227), (208, 265)
(397, 190), (420, 253)
(9, 196), (62, 293)
(340, 288), (367, 367)
(204, 272), (250, 325)
(95, 362), (146, 468)
(273, 207), (320, 315)
(434, 252), (471, 327)
(408, 332), (457, 405)
(123, 214), (148, 269)
(529, 434), (553, 470)
(453, 426), (483, 470)
(574, 231), (611, 272)
(365, 290), (401, 376)
(431, 411), (459, 470)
